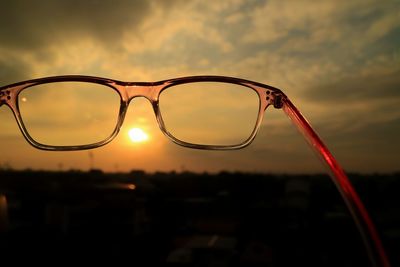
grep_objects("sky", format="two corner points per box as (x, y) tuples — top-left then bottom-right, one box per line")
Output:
(0, 0), (399, 173)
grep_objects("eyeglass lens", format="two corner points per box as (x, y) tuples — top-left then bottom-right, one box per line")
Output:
(18, 82), (121, 146)
(159, 82), (260, 146)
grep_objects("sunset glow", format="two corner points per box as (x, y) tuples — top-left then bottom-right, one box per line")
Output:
(128, 128), (149, 143)
(0, 0), (398, 173)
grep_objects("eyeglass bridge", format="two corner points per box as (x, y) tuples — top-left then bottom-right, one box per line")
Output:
(0, 90), (11, 106)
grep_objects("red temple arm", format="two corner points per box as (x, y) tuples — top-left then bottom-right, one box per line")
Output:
(281, 97), (390, 267)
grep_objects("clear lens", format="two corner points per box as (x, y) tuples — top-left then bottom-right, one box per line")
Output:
(159, 82), (260, 146)
(18, 82), (121, 146)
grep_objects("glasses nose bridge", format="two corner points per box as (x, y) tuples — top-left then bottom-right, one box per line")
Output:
(125, 84), (161, 104)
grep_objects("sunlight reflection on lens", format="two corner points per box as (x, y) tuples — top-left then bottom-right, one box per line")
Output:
(128, 128), (149, 143)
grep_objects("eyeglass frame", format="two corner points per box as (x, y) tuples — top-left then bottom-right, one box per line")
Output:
(0, 75), (284, 151)
(0, 75), (391, 267)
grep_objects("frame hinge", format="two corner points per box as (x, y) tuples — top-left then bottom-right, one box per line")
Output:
(266, 90), (283, 109)
(273, 93), (283, 109)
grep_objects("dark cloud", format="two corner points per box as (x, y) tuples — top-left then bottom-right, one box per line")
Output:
(326, 116), (400, 172)
(315, 112), (400, 147)
(0, 56), (32, 85)
(305, 69), (400, 103)
(0, 0), (173, 50)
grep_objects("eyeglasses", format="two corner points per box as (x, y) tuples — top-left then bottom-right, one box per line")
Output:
(0, 75), (284, 151)
(0, 75), (390, 267)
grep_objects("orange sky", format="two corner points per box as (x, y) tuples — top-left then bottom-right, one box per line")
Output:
(0, 0), (399, 173)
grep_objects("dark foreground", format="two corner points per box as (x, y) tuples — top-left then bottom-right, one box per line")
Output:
(0, 169), (399, 266)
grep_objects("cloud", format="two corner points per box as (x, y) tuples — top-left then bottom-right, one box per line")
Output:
(0, 53), (32, 84)
(0, 1), (175, 83)
(0, 0), (153, 50)
(0, 0), (239, 82)
(243, 0), (400, 46)
(305, 65), (400, 103)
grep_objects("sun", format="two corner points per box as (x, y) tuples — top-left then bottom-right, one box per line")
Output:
(128, 128), (149, 143)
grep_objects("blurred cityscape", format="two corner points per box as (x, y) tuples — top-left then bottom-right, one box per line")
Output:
(0, 169), (399, 266)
